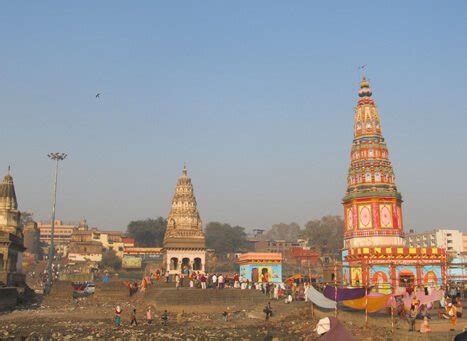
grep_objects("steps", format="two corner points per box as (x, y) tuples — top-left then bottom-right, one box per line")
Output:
(144, 287), (270, 312)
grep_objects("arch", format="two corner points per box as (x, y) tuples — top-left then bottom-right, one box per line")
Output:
(423, 271), (438, 287)
(398, 270), (415, 288)
(170, 257), (179, 270)
(193, 257), (202, 271)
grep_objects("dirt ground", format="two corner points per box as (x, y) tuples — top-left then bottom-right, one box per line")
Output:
(0, 286), (465, 340)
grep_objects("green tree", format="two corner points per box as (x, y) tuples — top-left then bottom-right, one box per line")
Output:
(265, 222), (301, 241)
(101, 249), (122, 270)
(20, 211), (34, 227)
(126, 217), (167, 247)
(205, 222), (248, 256)
(302, 215), (344, 256)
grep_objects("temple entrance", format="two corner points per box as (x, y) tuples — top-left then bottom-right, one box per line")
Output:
(182, 258), (190, 274)
(170, 257), (178, 270)
(193, 257), (202, 271)
(251, 268), (258, 282)
(399, 270), (415, 287)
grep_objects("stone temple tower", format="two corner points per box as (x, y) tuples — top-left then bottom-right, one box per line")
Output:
(0, 171), (26, 286)
(163, 164), (206, 274)
(343, 77), (405, 249)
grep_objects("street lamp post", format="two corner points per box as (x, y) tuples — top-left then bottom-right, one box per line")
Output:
(45, 152), (67, 294)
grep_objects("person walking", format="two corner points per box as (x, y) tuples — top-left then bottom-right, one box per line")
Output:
(264, 302), (273, 321)
(161, 310), (168, 326)
(212, 274), (217, 289)
(130, 308), (138, 326)
(146, 307), (153, 325)
(218, 274), (224, 289)
(114, 305), (122, 327)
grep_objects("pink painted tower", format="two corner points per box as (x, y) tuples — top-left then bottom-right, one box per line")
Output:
(343, 77), (405, 249)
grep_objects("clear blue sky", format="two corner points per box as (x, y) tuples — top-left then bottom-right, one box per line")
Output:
(1, 1), (466, 232)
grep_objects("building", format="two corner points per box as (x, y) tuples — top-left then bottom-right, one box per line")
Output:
(0, 172), (26, 287)
(67, 230), (104, 262)
(286, 247), (320, 267)
(405, 229), (464, 254)
(238, 252), (282, 283)
(163, 165), (206, 274)
(67, 228), (126, 262)
(462, 233), (467, 254)
(38, 220), (77, 255)
(341, 77), (446, 292)
(253, 239), (301, 256)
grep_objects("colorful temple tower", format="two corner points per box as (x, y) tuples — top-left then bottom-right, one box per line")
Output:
(343, 77), (404, 249)
(342, 78), (446, 292)
(163, 164), (206, 274)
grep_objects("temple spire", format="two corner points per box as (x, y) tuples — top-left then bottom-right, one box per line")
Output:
(0, 171), (18, 210)
(343, 77), (404, 249)
(358, 76), (372, 98)
(182, 162), (188, 176)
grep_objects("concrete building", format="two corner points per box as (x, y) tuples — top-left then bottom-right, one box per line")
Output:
(38, 220), (77, 254)
(67, 229), (126, 262)
(405, 229), (464, 254)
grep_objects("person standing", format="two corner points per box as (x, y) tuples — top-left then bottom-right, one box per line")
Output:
(448, 303), (458, 331)
(408, 305), (417, 332)
(161, 310), (168, 326)
(114, 305), (122, 327)
(263, 302), (273, 320)
(218, 274), (224, 289)
(146, 307), (153, 325)
(200, 273), (207, 289)
(175, 273), (180, 289)
(130, 308), (138, 326)
(212, 274), (217, 289)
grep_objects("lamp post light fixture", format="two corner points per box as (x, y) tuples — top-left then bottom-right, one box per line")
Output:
(45, 152), (67, 293)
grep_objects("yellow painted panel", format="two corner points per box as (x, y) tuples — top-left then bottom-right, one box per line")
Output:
(397, 248), (404, 254)
(363, 248), (369, 254)
(375, 247), (381, 253)
(409, 248), (416, 254)
(385, 248), (392, 253)
(432, 248), (438, 254)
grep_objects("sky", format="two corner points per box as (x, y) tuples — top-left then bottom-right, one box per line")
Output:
(1, 1), (466, 233)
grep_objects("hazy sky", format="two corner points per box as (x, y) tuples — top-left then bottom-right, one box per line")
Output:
(1, 2), (466, 232)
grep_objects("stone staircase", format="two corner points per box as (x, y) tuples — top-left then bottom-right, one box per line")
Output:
(144, 287), (270, 312)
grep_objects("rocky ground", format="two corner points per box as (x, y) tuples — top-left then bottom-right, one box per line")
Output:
(0, 283), (464, 340)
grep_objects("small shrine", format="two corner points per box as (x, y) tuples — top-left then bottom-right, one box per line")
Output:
(341, 78), (446, 292)
(0, 172), (26, 287)
(238, 252), (282, 283)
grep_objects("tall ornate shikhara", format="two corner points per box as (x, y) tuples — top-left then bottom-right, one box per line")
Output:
(342, 77), (446, 290)
(343, 77), (405, 249)
(163, 165), (206, 274)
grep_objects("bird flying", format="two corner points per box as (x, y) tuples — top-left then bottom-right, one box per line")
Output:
(95, 93), (101, 98)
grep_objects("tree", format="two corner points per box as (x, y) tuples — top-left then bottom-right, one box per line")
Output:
(126, 217), (167, 247)
(20, 211), (34, 227)
(101, 249), (122, 270)
(205, 222), (248, 256)
(265, 222), (301, 241)
(302, 215), (344, 256)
